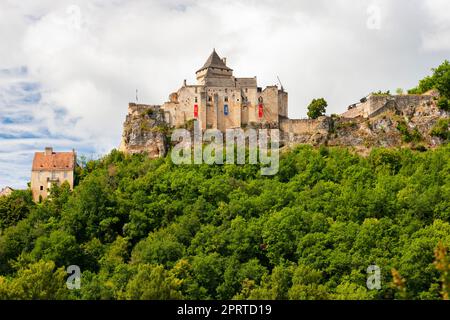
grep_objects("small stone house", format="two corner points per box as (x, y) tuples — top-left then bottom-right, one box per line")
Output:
(31, 147), (76, 202)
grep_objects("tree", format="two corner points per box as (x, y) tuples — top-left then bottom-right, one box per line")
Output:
(433, 60), (450, 99)
(430, 119), (449, 141)
(124, 264), (183, 300)
(0, 260), (68, 300)
(408, 60), (450, 98)
(307, 98), (327, 119)
(437, 97), (449, 111)
(0, 190), (33, 230)
(434, 242), (450, 300)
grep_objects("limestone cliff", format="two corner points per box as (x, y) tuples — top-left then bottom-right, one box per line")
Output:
(306, 96), (448, 153)
(120, 98), (448, 158)
(119, 103), (169, 158)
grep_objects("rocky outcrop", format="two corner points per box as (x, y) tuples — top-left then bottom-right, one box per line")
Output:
(279, 96), (448, 152)
(119, 103), (169, 159)
(120, 97), (448, 158)
(287, 98), (448, 152)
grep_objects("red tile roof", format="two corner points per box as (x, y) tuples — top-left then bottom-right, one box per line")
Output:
(32, 151), (76, 171)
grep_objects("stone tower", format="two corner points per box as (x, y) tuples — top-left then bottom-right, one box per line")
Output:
(195, 49), (234, 86)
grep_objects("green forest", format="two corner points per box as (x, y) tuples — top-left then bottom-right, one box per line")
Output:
(0, 144), (449, 300)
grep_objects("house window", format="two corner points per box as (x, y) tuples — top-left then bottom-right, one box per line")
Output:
(64, 171), (68, 179)
(224, 96), (228, 102)
(245, 88), (248, 93)
(195, 97), (198, 103)
(195, 87), (198, 93)
(208, 96), (212, 102)
(40, 186), (43, 191)
(225, 88), (228, 93)
(51, 171), (57, 180)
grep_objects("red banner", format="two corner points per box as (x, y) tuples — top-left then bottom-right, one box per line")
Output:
(194, 104), (198, 118)
(258, 104), (263, 118)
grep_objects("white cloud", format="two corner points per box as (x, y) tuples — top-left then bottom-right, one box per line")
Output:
(0, 0), (449, 188)
(421, 0), (450, 51)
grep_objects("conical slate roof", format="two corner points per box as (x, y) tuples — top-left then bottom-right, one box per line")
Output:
(196, 49), (232, 73)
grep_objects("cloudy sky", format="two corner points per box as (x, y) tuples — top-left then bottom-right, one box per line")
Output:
(0, 0), (449, 188)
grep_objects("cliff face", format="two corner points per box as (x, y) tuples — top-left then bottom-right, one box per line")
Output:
(119, 99), (448, 158)
(283, 96), (448, 153)
(119, 104), (168, 159)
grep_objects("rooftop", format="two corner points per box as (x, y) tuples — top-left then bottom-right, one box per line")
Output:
(32, 147), (76, 171)
(196, 49), (232, 73)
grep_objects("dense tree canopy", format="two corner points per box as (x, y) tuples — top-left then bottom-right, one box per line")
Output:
(0, 144), (449, 300)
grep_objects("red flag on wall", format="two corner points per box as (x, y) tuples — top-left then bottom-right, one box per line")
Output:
(194, 104), (198, 118)
(258, 104), (263, 118)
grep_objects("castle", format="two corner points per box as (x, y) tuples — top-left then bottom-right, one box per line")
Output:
(119, 50), (445, 157)
(133, 49), (288, 132)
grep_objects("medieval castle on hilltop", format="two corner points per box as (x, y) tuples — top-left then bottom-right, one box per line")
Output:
(119, 50), (445, 158)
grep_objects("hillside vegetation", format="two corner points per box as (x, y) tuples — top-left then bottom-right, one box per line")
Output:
(0, 145), (449, 300)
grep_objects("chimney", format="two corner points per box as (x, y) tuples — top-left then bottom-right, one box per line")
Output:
(183, 79), (187, 87)
(222, 57), (227, 65)
(45, 147), (53, 156)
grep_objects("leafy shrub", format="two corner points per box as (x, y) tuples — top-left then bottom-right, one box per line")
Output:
(430, 119), (450, 141)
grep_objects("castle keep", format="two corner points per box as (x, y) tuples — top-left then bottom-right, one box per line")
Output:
(156, 49), (287, 131)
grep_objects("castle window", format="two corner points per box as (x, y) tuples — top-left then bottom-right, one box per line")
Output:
(224, 96), (228, 102)
(208, 96), (212, 102)
(40, 186), (43, 191)
(195, 97), (198, 103)
(225, 88), (228, 93)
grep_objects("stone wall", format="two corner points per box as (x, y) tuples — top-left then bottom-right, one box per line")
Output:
(341, 94), (435, 119)
(280, 117), (330, 135)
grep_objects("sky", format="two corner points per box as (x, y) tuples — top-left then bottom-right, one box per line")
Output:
(0, 0), (449, 189)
